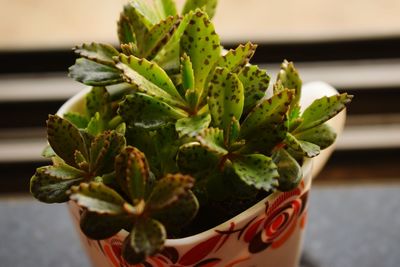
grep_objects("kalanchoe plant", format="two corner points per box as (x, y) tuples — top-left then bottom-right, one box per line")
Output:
(30, 0), (352, 264)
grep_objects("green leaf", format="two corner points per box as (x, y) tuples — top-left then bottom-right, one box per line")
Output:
(130, 0), (160, 24)
(118, 93), (187, 129)
(176, 113), (211, 137)
(152, 190), (198, 233)
(30, 165), (84, 203)
(86, 86), (112, 118)
(115, 146), (149, 203)
(196, 128), (228, 155)
(215, 42), (257, 73)
(231, 154), (279, 191)
(41, 145), (56, 158)
(73, 43), (119, 66)
(154, 0), (177, 18)
(69, 58), (123, 86)
(63, 112), (89, 129)
(181, 10), (221, 99)
(116, 55), (184, 106)
(177, 142), (220, 173)
(208, 67), (244, 130)
(274, 60), (302, 109)
(272, 149), (302, 192)
(180, 53), (196, 105)
(89, 131), (126, 175)
(123, 2), (153, 46)
(240, 89), (293, 153)
(117, 11), (136, 44)
(69, 182), (126, 215)
(146, 174), (195, 210)
(122, 218), (166, 264)
(47, 115), (88, 167)
(224, 116), (240, 147)
(294, 123), (337, 149)
(80, 210), (130, 240)
(285, 133), (320, 158)
(294, 93), (353, 133)
(182, 0), (218, 19)
(143, 15), (180, 59)
(86, 112), (104, 136)
(238, 65), (270, 113)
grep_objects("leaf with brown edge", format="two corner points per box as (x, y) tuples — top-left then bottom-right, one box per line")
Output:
(89, 131), (126, 175)
(122, 217), (166, 264)
(69, 182), (126, 215)
(182, 0), (218, 19)
(86, 87), (112, 118)
(30, 165), (84, 203)
(181, 10), (221, 100)
(224, 116), (240, 147)
(294, 123), (337, 150)
(152, 190), (199, 233)
(79, 210), (131, 240)
(117, 10), (136, 44)
(146, 174), (195, 211)
(143, 15), (181, 59)
(274, 60), (302, 112)
(238, 65), (270, 114)
(272, 149), (302, 192)
(122, 3), (152, 48)
(176, 113), (211, 137)
(118, 93), (187, 129)
(196, 128), (228, 156)
(208, 67), (244, 130)
(285, 133), (320, 158)
(73, 43), (119, 66)
(47, 115), (88, 168)
(240, 89), (293, 153)
(231, 154), (279, 192)
(294, 93), (353, 133)
(177, 142), (220, 173)
(215, 42), (257, 73)
(115, 146), (149, 203)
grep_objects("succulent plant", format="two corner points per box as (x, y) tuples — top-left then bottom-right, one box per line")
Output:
(30, 0), (352, 264)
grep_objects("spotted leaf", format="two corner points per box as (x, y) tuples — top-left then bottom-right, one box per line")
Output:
(272, 149), (302, 192)
(146, 174), (195, 211)
(69, 58), (123, 86)
(208, 67), (244, 130)
(118, 93), (187, 129)
(182, 0), (218, 19)
(216, 42), (257, 73)
(295, 93), (353, 133)
(122, 217), (166, 264)
(30, 165), (84, 203)
(115, 146), (149, 203)
(73, 43), (119, 66)
(154, 0), (177, 18)
(86, 86), (112, 118)
(176, 113), (211, 137)
(196, 128), (228, 156)
(274, 60), (302, 108)
(294, 123), (337, 149)
(69, 182), (126, 215)
(231, 154), (279, 191)
(181, 10), (221, 99)
(177, 142), (220, 173)
(285, 133), (320, 158)
(47, 115), (88, 167)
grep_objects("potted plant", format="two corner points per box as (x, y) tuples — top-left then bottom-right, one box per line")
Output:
(30, 0), (352, 266)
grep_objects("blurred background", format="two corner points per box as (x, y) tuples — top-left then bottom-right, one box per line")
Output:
(0, 0), (399, 267)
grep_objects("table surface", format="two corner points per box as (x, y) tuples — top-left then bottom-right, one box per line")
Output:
(1, 184), (399, 267)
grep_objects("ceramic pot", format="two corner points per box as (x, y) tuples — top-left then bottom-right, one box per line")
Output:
(58, 82), (346, 267)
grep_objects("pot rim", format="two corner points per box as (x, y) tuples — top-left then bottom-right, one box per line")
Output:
(58, 87), (312, 246)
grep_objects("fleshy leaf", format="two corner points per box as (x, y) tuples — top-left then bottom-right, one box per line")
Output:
(86, 113), (104, 136)
(294, 123), (337, 149)
(69, 58), (123, 86)
(208, 67), (244, 130)
(196, 128), (228, 156)
(63, 112), (89, 129)
(176, 113), (211, 137)
(272, 149), (302, 192)
(215, 42), (257, 73)
(122, 218), (166, 264)
(152, 190), (199, 233)
(130, 0), (160, 24)
(285, 133), (320, 158)
(115, 146), (149, 202)
(42, 145), (56, 158)
(118, 93), (187, 129)
(118, 9), (136, 44)
(89, 131), (126, 175)
(238, 65), (270, 113)
(154, 0), (177, 18)
(180, 53), (197, 107)
(274, 60), (302, 111)
(73, 43), (119, 66)
(80, 210), (130, 240)
(231, 154), (279, 191)
(146, 174), (195, 211)
(47, 115), (88, 167)
(240, 90), (293, 153)
(30, 165), (84, 203)
(177, 142), (220, 173)
(294, 93), (353, 133)
(182, 0), (218, 19)
(122, 2), (152, 48)
(86, 87), (112, 118)
(116, 55), (184, 107)
(181, 10), (221, 99)
(224, 116), (240, 147)
(69, 182), (126, 215)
